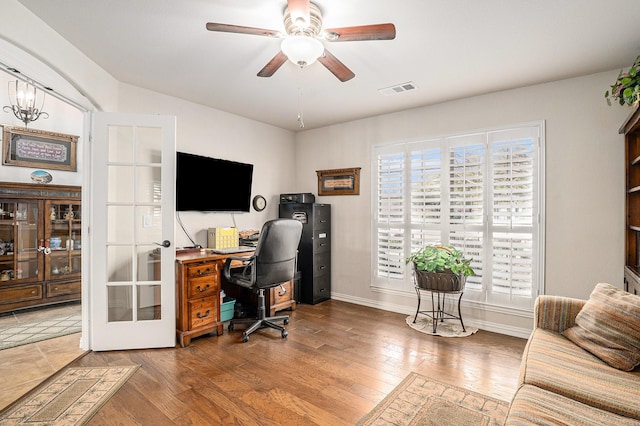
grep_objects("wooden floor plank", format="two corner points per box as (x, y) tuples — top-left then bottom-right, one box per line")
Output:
(62, 300), (527, 425)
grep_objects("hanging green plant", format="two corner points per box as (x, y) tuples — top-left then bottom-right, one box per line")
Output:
(405, 243), (475, 277)
(605, 54), (640, 106)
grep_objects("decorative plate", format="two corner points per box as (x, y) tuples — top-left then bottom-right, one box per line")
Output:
(31, 170), (52, 184)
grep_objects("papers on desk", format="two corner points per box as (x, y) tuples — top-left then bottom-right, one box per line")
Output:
(210, 246), (255, 254)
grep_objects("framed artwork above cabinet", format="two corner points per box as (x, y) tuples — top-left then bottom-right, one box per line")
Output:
(2, 125), (78, 172)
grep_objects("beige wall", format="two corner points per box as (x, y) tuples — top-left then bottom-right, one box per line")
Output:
(294, 71), (630, 336)
(117, 83), (296, 248)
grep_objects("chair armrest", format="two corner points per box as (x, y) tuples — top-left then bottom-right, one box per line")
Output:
(222, 255), (255, 282)
(533, 295), (586, 333)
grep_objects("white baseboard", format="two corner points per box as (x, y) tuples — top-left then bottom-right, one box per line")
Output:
(330, 292), (532, 339)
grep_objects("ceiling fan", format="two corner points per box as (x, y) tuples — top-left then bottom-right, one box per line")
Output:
(205, 0), (396, 82)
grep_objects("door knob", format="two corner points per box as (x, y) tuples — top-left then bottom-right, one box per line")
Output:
(154, 240), (171, 248)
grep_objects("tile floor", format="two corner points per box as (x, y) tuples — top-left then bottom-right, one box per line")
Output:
(0, 302), (85, 411)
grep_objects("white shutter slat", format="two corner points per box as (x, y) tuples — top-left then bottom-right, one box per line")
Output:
(376, 151), (406, 280)
(449, 231), (483, 290)
(410, 147), (442, 225)
(377, 227), (405, 279)
(492, 232), (533, 297)
(449, 143), (484, 226)
(491, 137), (535, 228)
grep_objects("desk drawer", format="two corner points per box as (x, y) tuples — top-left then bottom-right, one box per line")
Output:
(187, 262), (218, 278)
(187, 275), (218, 298)
(188, 297), (217, 329)
(271, 280), (293, 305)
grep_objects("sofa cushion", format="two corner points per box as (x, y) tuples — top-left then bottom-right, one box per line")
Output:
(506, 385), (640, 426)
(520, 328), (640, 420)
(562, 283), (640, 371)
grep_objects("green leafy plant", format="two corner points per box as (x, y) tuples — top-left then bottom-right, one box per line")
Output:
(406, 244), (475, 277)
(605, 54), (640, 106)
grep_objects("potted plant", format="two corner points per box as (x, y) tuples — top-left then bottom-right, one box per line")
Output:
(605, 54), (640, 106)
(405, 244), (474, 292)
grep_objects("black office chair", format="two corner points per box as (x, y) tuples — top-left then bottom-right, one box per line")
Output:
(223, 219), (303, 342)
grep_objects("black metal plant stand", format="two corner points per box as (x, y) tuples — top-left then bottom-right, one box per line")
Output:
(412, 268), (466, 333)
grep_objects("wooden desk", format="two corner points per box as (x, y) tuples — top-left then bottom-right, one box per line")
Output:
(175, 249), (296, 347)
(175, 249), (250, 347)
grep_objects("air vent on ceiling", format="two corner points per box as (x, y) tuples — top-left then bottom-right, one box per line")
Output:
(378, 81), (417, 96)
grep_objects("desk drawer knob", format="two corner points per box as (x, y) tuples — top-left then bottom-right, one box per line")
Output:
(197, 309), (211, 319)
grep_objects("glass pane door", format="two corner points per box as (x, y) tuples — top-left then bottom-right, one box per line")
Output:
(91, 112), (175, 351)
(45, 200), (81, 280)
(0, 200), (40, 283)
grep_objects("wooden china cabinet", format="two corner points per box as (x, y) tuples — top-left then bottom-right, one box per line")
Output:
(0, 182), (81, 313)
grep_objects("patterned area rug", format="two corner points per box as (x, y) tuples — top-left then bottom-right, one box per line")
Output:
(0, 315), (82, 350)
(0, 365), (139, 425)
(406, 315), (478, 337)
(357, 372), (509, 426)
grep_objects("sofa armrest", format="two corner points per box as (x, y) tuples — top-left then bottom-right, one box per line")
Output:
(534, 295), (586, 333)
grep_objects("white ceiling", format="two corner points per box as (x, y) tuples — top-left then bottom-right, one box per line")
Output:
(16, 0), (640, 132)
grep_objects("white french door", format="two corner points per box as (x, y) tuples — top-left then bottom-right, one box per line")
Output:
(90, 112), (176, 350)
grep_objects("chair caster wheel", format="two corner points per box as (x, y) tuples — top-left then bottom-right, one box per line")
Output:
(281, 330), (288, 339)
(228, 323), (234, 331)
(242, 334), (249, 343)
(284, 318), (289, 325)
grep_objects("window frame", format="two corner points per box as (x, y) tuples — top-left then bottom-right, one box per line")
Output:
(371, 121), (545, 312)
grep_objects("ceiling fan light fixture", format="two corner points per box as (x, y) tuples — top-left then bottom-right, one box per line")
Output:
(281, 36), (324, 68)
(290, 12), (309, 29)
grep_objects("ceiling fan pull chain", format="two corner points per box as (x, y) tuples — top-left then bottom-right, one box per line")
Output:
(297, 89), (305, 128)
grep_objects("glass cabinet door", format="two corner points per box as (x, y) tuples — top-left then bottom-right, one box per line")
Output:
(45, 200), (81, 279)
(0, 199), (40, 282)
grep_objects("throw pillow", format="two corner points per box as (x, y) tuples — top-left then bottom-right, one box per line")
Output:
(562, 283), (640, 371)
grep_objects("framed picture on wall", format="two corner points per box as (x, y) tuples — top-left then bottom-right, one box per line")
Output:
(2, 125), (78, 172)
(316, 167), (361, 196)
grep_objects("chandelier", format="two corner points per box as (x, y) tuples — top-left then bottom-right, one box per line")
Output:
(3, 80), (49, 127)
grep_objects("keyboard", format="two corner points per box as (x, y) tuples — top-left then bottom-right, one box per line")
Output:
(210, 246), (255, 254)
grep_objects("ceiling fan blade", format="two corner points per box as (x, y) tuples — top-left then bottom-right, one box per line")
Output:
(287, 0), (311, 27)
(323, 23), (396, 42)
(206, 22), (281, 38)
(257, 51), (288, 78)
(317, 49), (355, 82)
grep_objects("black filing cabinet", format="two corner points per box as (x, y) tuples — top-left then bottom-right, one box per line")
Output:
(279, 203), (331, 304)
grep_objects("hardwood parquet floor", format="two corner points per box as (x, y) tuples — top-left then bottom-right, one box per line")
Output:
(68, 300), (527, 425)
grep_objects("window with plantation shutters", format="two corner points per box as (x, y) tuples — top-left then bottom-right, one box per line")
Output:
(372, 122), (544, 311)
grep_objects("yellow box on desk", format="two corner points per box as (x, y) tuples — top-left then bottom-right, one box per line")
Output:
(207, 227), (239, 249)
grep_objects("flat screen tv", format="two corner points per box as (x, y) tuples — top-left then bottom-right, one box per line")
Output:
(176, 152), (254, 212)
